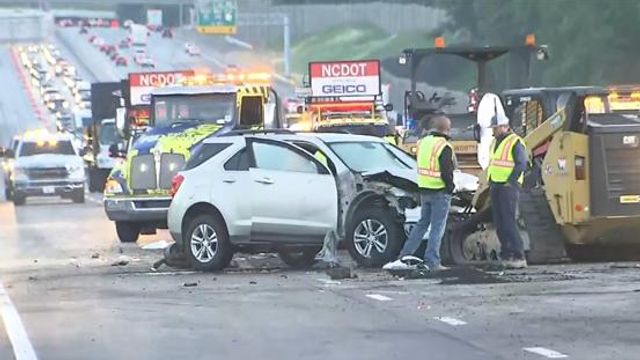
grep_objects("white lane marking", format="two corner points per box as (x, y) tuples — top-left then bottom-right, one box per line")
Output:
(201, 53), (226, 68)
(316, 278), (341, 286)
(523, 347), (568, 358)
(85, 195), (103, 205)
(0, 282), (38, 360)
(141, 240), (171, 250)
(434, 316), (467, 326)
(365, 294), (393, 302)
(224, 36), (254, 50)
(141, 271), (198, 276)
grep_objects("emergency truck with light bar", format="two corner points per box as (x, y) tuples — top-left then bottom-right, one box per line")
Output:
(103, 69), (280, 243)
(288, 60), (396, 142)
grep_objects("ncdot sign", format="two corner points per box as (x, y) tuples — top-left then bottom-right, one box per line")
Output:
(128, 70), (194, 106)
(309, 60), (381, 98)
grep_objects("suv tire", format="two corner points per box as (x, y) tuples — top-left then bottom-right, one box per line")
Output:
(116, 221), (140, 243)
(185, 214), (233, 271)
(12, 193), (25, 206)
(346, 207), (403, 267)
(72, 188), (85, 203)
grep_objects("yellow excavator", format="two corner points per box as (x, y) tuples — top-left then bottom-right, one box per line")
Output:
(442, 86), (640, 264)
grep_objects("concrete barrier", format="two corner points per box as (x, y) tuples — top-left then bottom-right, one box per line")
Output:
(55, 28), (119, 82)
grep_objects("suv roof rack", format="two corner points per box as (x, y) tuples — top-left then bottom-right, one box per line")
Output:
(220, 128), (295, 137)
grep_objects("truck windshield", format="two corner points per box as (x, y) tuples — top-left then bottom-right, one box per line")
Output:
(153, 93), (236, 128)
(99, 123), (120, 145)
(19, 140), (75, 157)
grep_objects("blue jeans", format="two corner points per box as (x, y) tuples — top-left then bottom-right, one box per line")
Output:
(400, 191), (451, 267)
(490, 183), (525, 260)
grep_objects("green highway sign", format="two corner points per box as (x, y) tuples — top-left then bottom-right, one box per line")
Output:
(196, 0), (238, 35)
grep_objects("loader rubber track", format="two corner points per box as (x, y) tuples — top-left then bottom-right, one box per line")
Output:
(519, 188), (568, 263)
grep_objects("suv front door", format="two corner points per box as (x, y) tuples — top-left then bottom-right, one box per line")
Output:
(247, 138), (337, 244)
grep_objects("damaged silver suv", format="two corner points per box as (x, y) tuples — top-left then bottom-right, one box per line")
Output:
(168, 132), (476, 271)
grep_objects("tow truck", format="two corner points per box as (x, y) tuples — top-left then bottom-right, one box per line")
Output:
(104, 70), (281, 243)
(288, 60), (395, 142)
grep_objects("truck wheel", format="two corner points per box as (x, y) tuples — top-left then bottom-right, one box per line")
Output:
(278, 247), (321, 269)
(346, 207), (403, 267)
(12, 194), (25, 206)
(185, 214), (233, 271)
(115, 221), (140, 243)
(72, 188), (85, 203)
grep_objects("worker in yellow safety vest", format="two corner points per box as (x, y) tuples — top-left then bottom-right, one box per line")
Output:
(488, 111), (528, 269)
(383, 115), (456, 272)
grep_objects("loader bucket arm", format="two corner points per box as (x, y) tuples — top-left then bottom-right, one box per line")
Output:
(522, 92), (577, 158)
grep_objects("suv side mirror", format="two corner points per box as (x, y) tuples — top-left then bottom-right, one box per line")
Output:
(3, 148), (15, 159)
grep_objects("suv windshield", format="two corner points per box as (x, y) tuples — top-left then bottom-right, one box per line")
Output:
(19, 140), (75, 157)
(153, 93), (236, 128)
(99, 123), (120, 145)
(328, 141), (412, 172)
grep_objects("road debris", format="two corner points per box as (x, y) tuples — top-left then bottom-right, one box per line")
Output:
(326, 266), (356, 280)
(610, 263), (640, 269)
(183, 282), (198, 287)
(27, 275), (37, 281)
(249, 281), (257, 285)
(151, 258), (166, 271)
(91, 253), (100, 259)
(111, 256), (131, 267)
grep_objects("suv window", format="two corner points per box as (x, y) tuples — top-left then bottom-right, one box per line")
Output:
(253, 141), (319, 174)
(184, 143), (231, 170)
(290, 141), (336, 175)
(224, 148), (249, 171)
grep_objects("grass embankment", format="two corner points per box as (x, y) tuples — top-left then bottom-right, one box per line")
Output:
(272, 25), (474, 89)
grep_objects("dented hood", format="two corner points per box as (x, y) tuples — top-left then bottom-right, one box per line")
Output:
(361, 168), (419, 192)
(362, 168), (478, 193)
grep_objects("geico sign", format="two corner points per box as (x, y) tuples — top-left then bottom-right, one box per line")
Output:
(322, 84), (367, 95)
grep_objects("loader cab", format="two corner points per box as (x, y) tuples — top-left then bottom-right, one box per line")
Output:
(502, 86), (609, 137)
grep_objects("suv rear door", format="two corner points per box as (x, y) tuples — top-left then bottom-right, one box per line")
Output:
(247, 138), (337, 244)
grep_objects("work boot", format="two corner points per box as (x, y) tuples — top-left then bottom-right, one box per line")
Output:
(382, 255), (424, 271)
(503, 259), (527, 269)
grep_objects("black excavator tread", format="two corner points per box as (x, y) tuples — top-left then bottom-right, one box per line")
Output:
(518, 188), (568, 263)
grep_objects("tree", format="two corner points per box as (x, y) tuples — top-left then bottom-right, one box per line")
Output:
(437, 0), (640, 86)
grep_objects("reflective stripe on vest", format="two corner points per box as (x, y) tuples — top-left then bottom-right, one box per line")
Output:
(417, 135), (451, 189)
(488, 133), (524, 184)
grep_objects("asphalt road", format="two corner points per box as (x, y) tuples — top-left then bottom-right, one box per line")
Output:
(0, 45), (40, 147)
(2, 191), (640, 359)
(1, 27), (640, 360)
